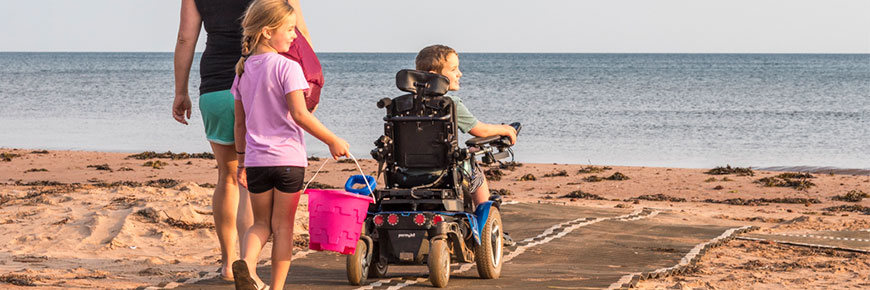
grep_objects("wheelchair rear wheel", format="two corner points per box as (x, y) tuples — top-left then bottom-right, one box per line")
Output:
(428, 238), (450, 288)
(474, 207), (503, 279)
(346, 239), (370, 285)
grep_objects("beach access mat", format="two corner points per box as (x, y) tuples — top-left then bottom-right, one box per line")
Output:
(169, 203), (751, 290)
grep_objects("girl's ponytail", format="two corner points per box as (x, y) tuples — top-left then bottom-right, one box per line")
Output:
(235, 36), (254, 76)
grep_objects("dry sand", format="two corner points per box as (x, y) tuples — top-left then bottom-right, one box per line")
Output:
(0, 148), (868, 289)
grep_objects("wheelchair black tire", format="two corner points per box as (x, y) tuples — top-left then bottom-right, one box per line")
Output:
(474, 207), (503, 279)
(346, 239), (369, 285)
(368, 248), (388, 278)
(428, 238), (451, 288)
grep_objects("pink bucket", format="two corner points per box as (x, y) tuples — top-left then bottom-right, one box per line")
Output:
(306, 189), (374, 255)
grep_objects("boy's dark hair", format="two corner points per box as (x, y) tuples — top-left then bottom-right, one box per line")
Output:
(415, 45), (456, 73)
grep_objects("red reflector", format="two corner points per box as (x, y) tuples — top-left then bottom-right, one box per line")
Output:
(373, 215), (384, 226)
(414, 214), (426, 226)
(432, 215), (444, 224)
(387, 214), (399, 226)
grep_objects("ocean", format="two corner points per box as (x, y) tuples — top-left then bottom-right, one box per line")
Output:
(0, 52), (868, 170)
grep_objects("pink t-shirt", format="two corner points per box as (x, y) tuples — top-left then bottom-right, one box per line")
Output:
(231, 53), (310, 168)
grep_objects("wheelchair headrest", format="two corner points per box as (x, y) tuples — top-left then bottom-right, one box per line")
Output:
(396, 69), (449, 96)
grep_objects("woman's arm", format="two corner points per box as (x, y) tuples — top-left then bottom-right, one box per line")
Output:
(285, 90), (349, 159)
(172, 0), (202, 125)
(287, 0), (313, 47)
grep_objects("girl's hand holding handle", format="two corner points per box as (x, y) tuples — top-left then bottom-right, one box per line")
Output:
(328, 138), (350, 160)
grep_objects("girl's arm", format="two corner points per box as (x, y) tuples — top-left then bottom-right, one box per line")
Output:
(172, 0), (202, 125)
(234, 100), (248, 187)
(287, 0), (313, 48)
(285, 90), (349, 159)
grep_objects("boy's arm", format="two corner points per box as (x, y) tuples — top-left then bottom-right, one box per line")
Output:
(468, 122), (517, 145)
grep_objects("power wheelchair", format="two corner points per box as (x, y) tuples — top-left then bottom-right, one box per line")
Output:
(346, 69), (520, 287)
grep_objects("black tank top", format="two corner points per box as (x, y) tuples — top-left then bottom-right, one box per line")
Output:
(194, 0), (252, 95)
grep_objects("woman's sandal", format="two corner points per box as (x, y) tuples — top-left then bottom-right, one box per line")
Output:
(231, 260), (259, 290)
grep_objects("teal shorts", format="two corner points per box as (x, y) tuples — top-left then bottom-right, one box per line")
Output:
(199, 90), (235, 145)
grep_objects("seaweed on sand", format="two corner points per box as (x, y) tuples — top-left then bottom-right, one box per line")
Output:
(776, 172), (814, 179)
(755, 176), (815, 190)
(498, 161), (523, 171)
(0, 273), (38, 286)
(559, 190), (606, 200)
(605, 172), (630, 181)
(706, 165), (754, 176)
(307, 156), (321, 161)
(823, 204), (870, 215)
(583, 175), (603, 182)
(832, 190), (869, 202)
(577, 166), (611, 174)
(543, 170), (569, 177)
(146, 179), (179, 188)
(628, 194), (686, 202)
(127, 151), (214, 160)
(704, 197), (821, 206)
(24, 168), (48, 173)
(166, 217), (215, 230)
(490, 188), (513, 196)
(87, 164), (112, 171)
(307, 182), (337, 189)
(143, 160), (168, 169)
(1, 152), (21, 162)
(517, 174), (536, 181)
(484, 168), (504, 181)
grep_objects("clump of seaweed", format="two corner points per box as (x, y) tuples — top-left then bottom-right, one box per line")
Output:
(490, 188), (512, 196)
(337, 159), (355, 164)
(135, 208), (161, 223)
(517, 174), (536, 181)
(706, 165), (754, 176)
(1, 152), (22, 162)
(87, 164), (112, 171)
(704, 177), (717, 182)
(0, 273), (38, 286)
(30, 150), (49, 154)
(15, 180), (66, 186)
(577, 166), (611, 174)
(107, 196), (142, 210)
(605, 172), (630, 181)
(127, 151), (214, 160)
(755, 176), (815, 190)
(294, 233), (310, 248)
(823, 205), (870, 215)
(24, 168), (48, 173)
(498, 161), (523, 171)
(628, 194), (686, 202)
(713, 185), (724, 190)
(143, 160), (168, 169)
(704, 197), (821, 206)
(484, 168), (504, 181)
(199, 183), (216, 188)
(307, 156), (321, 161)
(307, 182), (337, 189)
(583, 175), (603, 182)
(93, 181), (143, 188)
(166, 217), (214, 230)
(118, 167), (134, 171)
(776, 172), (814, 179)
(146, 179), (179, 188)
(560, 190), (605, 200)
(543, 170), (568, 178)
(832, 190), (869, 202)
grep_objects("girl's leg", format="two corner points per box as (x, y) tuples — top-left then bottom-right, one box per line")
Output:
(268, 189), (302, 290)
(242, 187), (275, 287)
(209, 142), (241, 278)
(237, 183), (254, 253)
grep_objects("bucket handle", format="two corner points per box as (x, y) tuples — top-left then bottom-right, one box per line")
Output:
(302, 152), (376, 203)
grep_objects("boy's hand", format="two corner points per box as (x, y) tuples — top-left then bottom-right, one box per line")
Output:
(328, 138), (351, 160)
(504, 125), (518, 145)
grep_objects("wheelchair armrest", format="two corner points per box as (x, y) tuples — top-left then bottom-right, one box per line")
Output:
(465, 136), (501, 147)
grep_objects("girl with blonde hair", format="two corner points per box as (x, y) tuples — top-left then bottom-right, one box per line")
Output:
(230, 0), (349, 289)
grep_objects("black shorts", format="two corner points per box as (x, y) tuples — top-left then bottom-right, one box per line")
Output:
(246, 166), (305, 194)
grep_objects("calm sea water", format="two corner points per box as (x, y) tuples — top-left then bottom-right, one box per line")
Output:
(0, 52), (868, 169)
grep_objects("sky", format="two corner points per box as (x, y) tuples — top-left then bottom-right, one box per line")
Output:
(0, 0), (868, 53)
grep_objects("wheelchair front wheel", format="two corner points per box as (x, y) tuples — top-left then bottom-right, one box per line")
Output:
(428, 238), (451, 288)
(474, 207), (503, 279)
(346, 239), (370, 285)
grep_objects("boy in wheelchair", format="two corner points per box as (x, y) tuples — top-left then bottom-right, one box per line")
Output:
(411, 44), (518, 210)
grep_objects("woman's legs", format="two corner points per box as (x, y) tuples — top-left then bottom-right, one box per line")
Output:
(242, 188), (275, 287)
(209, 142), (242, 278)
(268, 189), (302, 290)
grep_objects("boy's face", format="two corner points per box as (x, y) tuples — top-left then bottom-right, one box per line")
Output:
(435, 53), (462, 91)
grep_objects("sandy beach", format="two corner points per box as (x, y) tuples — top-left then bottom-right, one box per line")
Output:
(1, 148), (868, 289)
